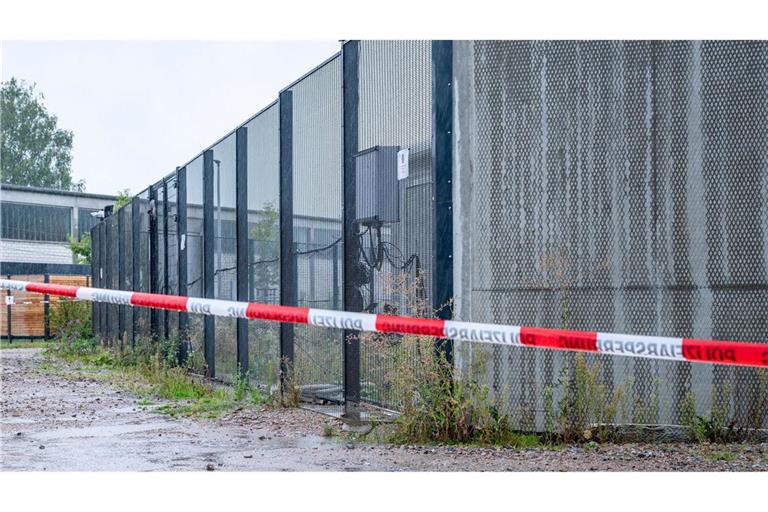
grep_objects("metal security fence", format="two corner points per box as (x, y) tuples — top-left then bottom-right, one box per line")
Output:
(452, 40), (768, 431)
(89, 40), (768, 430)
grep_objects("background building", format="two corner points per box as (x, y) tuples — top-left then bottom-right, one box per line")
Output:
(1, 184), (117, 340)
(1, 183), (116, 264)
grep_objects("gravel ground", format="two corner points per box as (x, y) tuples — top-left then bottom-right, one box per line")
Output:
(1, 348), (767, 471)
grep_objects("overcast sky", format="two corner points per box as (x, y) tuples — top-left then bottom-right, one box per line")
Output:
(1, 41), (340, 195)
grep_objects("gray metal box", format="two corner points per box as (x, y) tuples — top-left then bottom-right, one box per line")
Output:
(354, 145), (400, 224)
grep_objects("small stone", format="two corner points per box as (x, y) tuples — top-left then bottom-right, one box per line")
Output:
(16, 432), (21, 436)
(206, 464), (215, 471)
(39, 445), (45, 449)
(244, 455), (253, 459)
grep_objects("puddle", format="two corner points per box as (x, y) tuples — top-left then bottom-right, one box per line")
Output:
(35, 422), (175, 440)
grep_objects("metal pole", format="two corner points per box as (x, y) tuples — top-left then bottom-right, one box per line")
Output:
(149, 186), (158, 340)
(5, 274), (11, 343)
(432, 40), (455, 364)
(177, 166), (189, 363)
(43, 274), (50, 340)
(236, 126), (249, 378)
(131, 197), (141, 348)
(162, 180), (170, 340)
(342, 40), (362, 420)
(279, 89), (296, 388)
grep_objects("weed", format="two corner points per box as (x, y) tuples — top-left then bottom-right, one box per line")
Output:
(249, 388), (264, 405)
(278, 358), (301, 407)
(233, 365), (250, 401)
(49, 298), (91, 340)
(323, 424), (335, 437)
(706, 450), (738, 462)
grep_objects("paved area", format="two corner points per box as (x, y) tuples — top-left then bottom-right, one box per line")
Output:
(2, 348), (767, 471)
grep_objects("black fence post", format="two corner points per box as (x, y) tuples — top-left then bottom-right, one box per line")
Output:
(117, 206), (125, 349)
(432, 40), (455, 364)
(90, 225), (99, 341)
(279, 90), (296, 387)
(5, 274), (11, 343)
(162, 179), (170, 340)
(105, 213), (113, 345)
(203, 149), (216, 378)
(236, 126), (249, 378)
(43, 274), (50, 340)
(131, 197), (141, 348)
(342, 40), (362, 419)
(177, 166), (189, 363)
(149, 186), (159, 340)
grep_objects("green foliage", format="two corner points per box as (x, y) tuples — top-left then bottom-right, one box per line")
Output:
(114, 188), (131, 211)
(1, 78), (81, 190)
(387, 346), (539, 447)
(555, 354), (624, 443)
(68, 233), (91, 264)
(49, 298), (92, 341)
(233, 366), (250, 401)
(248, 202), (280, 291)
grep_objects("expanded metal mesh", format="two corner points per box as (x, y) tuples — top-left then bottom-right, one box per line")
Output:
(212, 134), (238, 382)
(246, 103), (281, 390)
(166, 175), (179, 342)
(356, 40), (434, 410)
(90, 224), (101, 339)
(118, 205), (132, 346)
(152, 182), (167, 341)
(184, 156), (206, 372)
(289, 55), (344, 409)
(454, 40), (768, 431)
(135, 189), (151, 343)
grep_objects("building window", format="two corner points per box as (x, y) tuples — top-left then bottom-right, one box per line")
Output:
(78, 208), (101, 239)
(1, 202), (72, 242)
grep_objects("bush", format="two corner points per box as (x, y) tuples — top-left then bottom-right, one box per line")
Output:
(49, 298), (92, 339)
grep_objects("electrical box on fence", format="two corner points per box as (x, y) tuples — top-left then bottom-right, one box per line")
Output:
(354, 145), (400, 225)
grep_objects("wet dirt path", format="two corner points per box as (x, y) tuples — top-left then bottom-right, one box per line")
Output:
(2, 348), (767, 471)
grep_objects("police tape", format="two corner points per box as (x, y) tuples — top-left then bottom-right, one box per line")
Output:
(1, 278), (767, 369)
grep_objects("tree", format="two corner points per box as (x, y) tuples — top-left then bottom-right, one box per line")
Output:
(248, 203), (280, 298)
(114, 188), (131, 211)
(69, 233), (91, 264)
(1, 78), (80, 190)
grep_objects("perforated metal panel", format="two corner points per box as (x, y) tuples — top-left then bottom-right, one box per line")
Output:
(454, 40), (768, 431)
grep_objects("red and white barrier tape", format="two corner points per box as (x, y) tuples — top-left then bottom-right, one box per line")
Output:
(2, 278), (767, 369)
